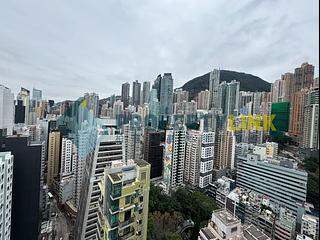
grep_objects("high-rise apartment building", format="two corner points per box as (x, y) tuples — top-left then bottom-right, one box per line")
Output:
(159, 73), (173, 122)
(47, 131), (61, 189)
(214, 130), (235, 174)
(184, 130), (202, 187)
(0, 152), (13, 240)
(99, 159), (150, 240)
(218, 81), (240, 117)
(121, 82), (130, 108)
(293, 62), (315, 93)
(184, 131), (215, 189)
(132, 80), (141, 107)
(75, 119), (124, 240)
(142, 81), (150, 104)
(163, 123), (186, 193)
(209, 69), (220, 109)
(197, 90), (210, 110)
(289, 89), (308, 143)
(302, 87), (319, 150)
(143, 129), (163, 179)
(123, 122), (142, 163)
(0, 85), (14, 136)
(173, 88), (189, 104)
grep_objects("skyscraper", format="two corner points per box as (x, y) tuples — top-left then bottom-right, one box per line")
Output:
(152, 74), (162, 101)
(75, 119), (123, 239)
(132, 80), (141, 107)
(209, 69), (220, 109)
(121, 82), (130, 108)
(0, 85), (14, 136)
(0, 136), (42, 240)
(16, 87), (30, 124)
(14, 100), (25, 124)
(159, 73), (173, 122)
(142, 81), (150, 104)
(0, 152), (13, 240)
(143, 129), (164, 179)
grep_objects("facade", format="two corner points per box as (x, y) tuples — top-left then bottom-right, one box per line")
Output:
(99, 159), (150, 240)
(237, 153), (308, 217)
(0, 85), (14, 136)
(289, 89), (308, 143)
(270, 102), (290, 138)
(84, 93), (99, 117)
(121, 82), (130, 108)
(143, 129), (163, 179)
(0, 136), (42, 240)
(301, 214), (319, 240)
(0, 152), (13, 240)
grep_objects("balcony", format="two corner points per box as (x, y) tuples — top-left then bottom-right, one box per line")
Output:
(118, 230), (135, 240)
(118, 218), (135, 229)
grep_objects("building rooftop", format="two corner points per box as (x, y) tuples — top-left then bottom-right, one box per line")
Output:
(134, 159), (149, 167)
(214, 209), (240, 226)
(243, 225), (270, 240)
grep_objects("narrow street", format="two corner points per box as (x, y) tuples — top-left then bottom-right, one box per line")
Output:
(53, 199), (73, 240)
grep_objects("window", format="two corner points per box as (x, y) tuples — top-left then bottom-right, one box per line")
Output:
(231, 227), (238, 233)
(125, 195), (131, 205)
(140, 172), (146, 180)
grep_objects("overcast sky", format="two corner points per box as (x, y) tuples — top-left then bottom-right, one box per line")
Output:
(0, 0), (318, 101)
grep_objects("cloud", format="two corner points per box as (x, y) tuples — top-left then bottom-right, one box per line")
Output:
(0, 0), (318, 101)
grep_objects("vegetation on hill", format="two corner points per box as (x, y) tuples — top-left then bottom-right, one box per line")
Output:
(147, 184), (218, 240)
(303, 157), (319, 210)
(181, 70), (271, 99)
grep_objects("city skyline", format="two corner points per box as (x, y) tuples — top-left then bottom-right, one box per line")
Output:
(0, 0), (319, 100)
